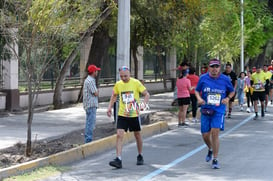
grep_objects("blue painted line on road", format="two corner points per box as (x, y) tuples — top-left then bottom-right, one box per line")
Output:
(138, 114), (255, 181)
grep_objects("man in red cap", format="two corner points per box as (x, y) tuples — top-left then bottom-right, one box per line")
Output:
(83, 64), (101, 143)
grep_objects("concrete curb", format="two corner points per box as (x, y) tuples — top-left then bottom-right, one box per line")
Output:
(0, 121), (168, 180)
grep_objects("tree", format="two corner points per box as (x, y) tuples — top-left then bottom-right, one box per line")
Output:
(0, 0), (101, 156)
(52, 2), (115, 109)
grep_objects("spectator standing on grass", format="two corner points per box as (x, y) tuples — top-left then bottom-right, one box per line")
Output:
(187, 67), (199, 122)
(107, 66), (150, 169)
(83, 64), (101, 143)
(195, 59), (234, 169)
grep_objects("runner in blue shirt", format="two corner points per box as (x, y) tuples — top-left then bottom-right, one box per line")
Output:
(195, 59), (235, 169)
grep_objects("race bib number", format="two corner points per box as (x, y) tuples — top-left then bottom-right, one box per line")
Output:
(254, 84), (262, 90)
(121, 91), (134, 103)
(207, 93), (221, 106)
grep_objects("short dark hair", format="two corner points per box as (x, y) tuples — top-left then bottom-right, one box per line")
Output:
(189, 67), (195, 74)
(180, 61), (189, 67)
(226, 62), (232, 67)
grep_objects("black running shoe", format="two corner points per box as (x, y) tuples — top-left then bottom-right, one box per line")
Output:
(137, 154), (144, 165)
(109, 157), (122, 169)
(227, 113), (231, 118)
(254, 114), (258, 120)
(261, 111), (265, 117)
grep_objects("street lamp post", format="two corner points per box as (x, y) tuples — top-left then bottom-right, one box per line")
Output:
(116, 0), (130, 81)
(240, 0), (244, 72)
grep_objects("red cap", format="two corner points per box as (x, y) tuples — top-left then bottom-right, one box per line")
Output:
(88, 64), (101, 73)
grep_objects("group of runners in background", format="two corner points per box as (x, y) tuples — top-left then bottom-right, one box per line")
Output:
(174, 59), (273, 124)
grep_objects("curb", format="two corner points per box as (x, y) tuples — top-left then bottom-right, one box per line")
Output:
(0, 121), (168, 180)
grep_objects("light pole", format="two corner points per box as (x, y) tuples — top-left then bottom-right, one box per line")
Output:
(240, 0), (244, 72)
(116, 0), (130, 81)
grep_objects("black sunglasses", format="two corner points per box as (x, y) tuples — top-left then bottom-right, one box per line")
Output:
(210, 65), (220, 68)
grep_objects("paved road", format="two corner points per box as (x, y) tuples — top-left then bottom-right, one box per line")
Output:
(42, 104), (273, 181)
(0, 92), (174, 149)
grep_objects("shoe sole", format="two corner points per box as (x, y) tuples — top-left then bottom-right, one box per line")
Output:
(212, 165), (220, 169)
(206, 157), (212, 162)
(109, 162), (122, 169)
(137, 161), (144, 165)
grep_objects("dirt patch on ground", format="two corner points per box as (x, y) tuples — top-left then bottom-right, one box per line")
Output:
(0, 111), (177, 169)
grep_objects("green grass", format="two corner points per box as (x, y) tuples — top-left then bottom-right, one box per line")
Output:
(4, 166), (68, 181)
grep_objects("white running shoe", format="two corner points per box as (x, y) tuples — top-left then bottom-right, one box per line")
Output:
(240, 106), (244, 111)
(246, 107), (251, 113)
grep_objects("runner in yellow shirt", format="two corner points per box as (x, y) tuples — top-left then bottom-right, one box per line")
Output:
(251, 65), (268, 120)
(263, 65), (272, 112)
(107, 66), (150, 169)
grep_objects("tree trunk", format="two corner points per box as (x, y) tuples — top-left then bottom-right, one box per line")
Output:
(53, 7), (113, 109)
(132, 46), (138, 79)
(25, 73), (34, 157)
(87, 26), (111, 81)
(77, 24), (111, 102)
(156, 46), (167, 89)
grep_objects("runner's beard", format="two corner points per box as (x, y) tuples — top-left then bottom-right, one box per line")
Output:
(210, 69), (220, 77)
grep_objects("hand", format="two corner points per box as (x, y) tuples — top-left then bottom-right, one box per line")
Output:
(107, 108), (112, 117)
(139, 102), (149, 111)
(197, 98), (205, 105)
(221, 97), (229, 105)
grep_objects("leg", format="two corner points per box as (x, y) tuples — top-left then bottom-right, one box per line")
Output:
(202, 132), (212, 150)
(178, 106), (183, 124)
(182, 105), (189, 124)
(254, 100), (258, 112)
(228, 101), (233, 114)
(210, 128), (220, 159)
(265, 93), (268, 111)
(84, 108), (96, 143)
(191, 94), (197, 119)
(134, 131), (143, 155)
(270, 88), (273, 103)
(116, 129), (125, 157)
(246, 92), (250, 107)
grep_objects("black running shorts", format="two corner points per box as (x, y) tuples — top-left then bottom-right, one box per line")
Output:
(252, 91), (266, 102)
(117, 116), (141, 132)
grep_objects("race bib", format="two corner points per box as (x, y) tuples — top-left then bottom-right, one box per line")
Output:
(254, 84), (262, 90)
(121, 91), (134, 103)
(207, 93), (221, 106)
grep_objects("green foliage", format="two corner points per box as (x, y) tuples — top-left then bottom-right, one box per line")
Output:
(244, 0), (273, 58)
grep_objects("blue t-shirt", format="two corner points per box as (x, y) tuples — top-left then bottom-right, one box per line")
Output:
(195, 73), (234, 114)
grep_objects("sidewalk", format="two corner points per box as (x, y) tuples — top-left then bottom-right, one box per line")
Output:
(0, 92), (174, 150)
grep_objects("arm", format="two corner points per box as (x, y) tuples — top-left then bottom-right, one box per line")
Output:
(141, 90), (150, 110)
(94, 90), (99, 97)
(222, 92), (235, 105)
(195, 90), (205, 105)
(234, 79), (238, 90)
(107, 93), (118, 117)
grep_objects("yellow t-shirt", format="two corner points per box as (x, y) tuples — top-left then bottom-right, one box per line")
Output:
(263, 71), (272, 80)
(113, 78), (146, 117)
(251, 72), (267, 92)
